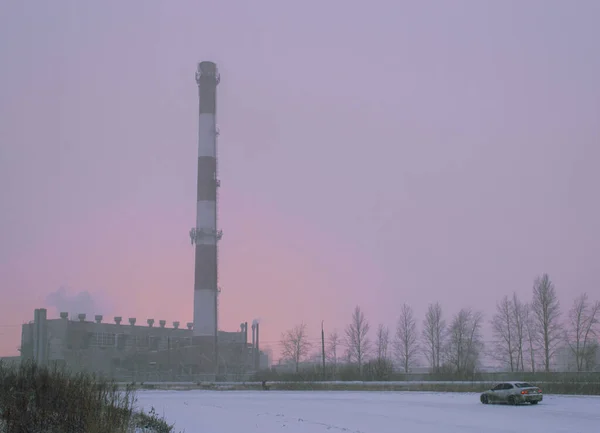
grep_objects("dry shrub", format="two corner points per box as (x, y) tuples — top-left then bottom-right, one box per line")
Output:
(0, 360), (178, 433)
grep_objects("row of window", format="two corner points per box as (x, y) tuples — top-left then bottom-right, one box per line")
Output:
(89, 332), (192, 350)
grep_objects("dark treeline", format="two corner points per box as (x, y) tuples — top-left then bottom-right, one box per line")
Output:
(274, 273), (599, 380)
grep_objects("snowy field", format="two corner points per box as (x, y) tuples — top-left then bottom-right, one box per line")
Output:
(135, 390), (600, 433)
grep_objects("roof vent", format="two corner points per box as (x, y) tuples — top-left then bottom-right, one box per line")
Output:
(147, 319), (155, 327)
(114, 316), (122, 325)
(173, 321), (180, 329)
(60, 312), (68, 320)
(78, 314), (86, 322)
(159, 320), (166, 328)
(129, 318), (136, 326)
(186, 322), (193, 330)
(95, 315), (103, 324)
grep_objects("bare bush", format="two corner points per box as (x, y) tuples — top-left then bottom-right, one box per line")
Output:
(0, 360), (176, 433)
(395, 303), (419, 373)
(422, 302), (446, 373)
(531, 274), (562, 372)
(280, 323), (312, 373)
(345, 306), (371, 374)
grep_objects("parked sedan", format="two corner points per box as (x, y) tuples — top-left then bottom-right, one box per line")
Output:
(480, 381), (543, 405)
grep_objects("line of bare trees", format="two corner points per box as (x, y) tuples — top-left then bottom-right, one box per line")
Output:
(490, 274), (599, 373)
(279, 273), (600, 375)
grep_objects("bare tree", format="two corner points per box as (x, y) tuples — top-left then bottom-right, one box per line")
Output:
(446, 308), (484, 377)
(376, 324), (390, 361)
(280, 323), (312, 373)
(491, 295), (516, 371)
(326, 330), (341, 368)
(531, 274), (562, 372)
(395, 303), (419, 373)
(567, 293), (600, 372)
(345, 305), (371, 374)
(511, 293), (526, 371)
(422, 302), (446, 373)
(367, 324), (393, 379)
(523, 304), (537, 372)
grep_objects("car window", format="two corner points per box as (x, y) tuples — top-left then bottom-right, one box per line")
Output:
(515, 382), (533, 388)
(504, 383), (514, 389)
(492, 384), (503, 391)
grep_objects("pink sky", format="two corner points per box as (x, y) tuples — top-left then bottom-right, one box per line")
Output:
(1, 0), (599, 360)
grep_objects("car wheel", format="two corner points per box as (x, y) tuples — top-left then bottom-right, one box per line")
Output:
(480, 395), (489, 404)
(508, 396), (517, 406)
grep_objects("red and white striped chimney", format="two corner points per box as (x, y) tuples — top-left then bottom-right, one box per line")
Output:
(190, 61), (221, 337)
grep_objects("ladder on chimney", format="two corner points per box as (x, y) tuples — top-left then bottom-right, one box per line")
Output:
(215, 124), (222, 333)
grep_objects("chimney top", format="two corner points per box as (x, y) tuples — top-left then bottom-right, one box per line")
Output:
(129, 318), (136, 326)
(78, 313), (86, 322)
(186, 322), (193, 330)
(159, 320), (166, 328)
(95, 315), (103, 324)
(114, 316), (122, 325)
(60, 312), (68, 320)
(173, 321), (180, 329)
(147, 318), (155, 327)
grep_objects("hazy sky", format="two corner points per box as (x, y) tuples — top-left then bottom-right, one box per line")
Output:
(1, 0), (599, 359)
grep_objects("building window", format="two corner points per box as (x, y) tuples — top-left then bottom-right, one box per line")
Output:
(93, 332), (116, 347)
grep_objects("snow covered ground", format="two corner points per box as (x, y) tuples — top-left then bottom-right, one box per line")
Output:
(135, 390), (600, 433)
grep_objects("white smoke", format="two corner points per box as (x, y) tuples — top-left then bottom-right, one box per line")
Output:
(45, 286), (112, 320)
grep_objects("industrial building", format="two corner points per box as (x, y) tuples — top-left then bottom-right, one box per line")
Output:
(20, 309), (267, 381)
(18, 61), (268, 380)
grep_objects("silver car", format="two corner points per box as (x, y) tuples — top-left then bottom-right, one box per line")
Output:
(480, 381), (543, 405)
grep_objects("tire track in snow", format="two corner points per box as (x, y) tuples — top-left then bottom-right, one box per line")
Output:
(256, 411), (366, 432)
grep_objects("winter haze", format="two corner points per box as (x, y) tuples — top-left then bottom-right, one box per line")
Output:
(0, 0), (599, 360)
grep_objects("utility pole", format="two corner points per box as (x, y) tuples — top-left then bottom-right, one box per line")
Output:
(321, 321), (326, 377)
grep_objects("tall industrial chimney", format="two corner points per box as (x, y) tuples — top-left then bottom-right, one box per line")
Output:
(190, 61), (221, 338)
